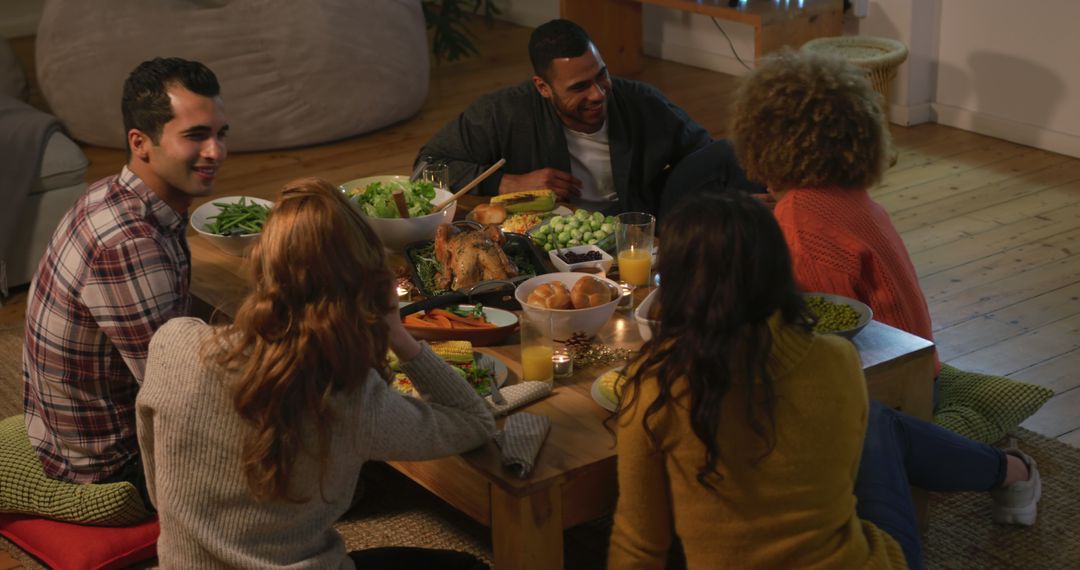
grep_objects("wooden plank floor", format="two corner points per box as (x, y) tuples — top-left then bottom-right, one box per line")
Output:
(3, 19), (1078, 447)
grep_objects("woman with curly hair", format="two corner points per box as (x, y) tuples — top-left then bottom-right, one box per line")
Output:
(730, 50), (939, 375)
(607, 191), (1039, 570)
(136, 178), (493, 569)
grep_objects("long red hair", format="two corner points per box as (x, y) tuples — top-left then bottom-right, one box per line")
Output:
(210, 177), (394, 501)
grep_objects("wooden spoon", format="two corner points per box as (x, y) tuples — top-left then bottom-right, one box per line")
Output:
(431, 158), (506, 213)
(392, 188), (410, 218)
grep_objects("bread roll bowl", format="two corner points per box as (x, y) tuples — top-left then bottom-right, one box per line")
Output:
(514, 273), (621, 339)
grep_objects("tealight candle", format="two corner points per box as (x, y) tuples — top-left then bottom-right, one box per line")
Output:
(396, 285), (411, 302)
(552, 348), (574, 378)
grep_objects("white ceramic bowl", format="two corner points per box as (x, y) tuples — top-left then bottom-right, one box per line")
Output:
(804, 292), (873, 339)
(339, 175), (457, 251)
(548, 245), (614, 275)
(190, 195), (273, 257)
(514, 273), (621, 340)
(634, 287), (660, 341)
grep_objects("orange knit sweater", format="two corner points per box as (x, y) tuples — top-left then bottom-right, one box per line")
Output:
(774, 187), (939, 374)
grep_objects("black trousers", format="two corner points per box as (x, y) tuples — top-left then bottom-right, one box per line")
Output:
(100, 455), (155, 512)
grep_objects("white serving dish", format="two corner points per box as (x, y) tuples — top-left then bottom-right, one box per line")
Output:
(339, 175), (457, 251)
(190, 195), (273, 257)
(513, 272), (621, 340)
(634, 287), (660, 341)
(804, 292), (873, 339)
(548, 244), (614, 275)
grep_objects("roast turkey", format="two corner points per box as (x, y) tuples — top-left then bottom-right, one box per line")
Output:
(434, 224), (518, 290)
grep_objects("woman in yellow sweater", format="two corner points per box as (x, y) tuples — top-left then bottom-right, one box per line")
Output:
(607, 192), (1039, 569)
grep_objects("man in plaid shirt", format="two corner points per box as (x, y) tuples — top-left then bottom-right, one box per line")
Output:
(22, 58), (229, 498)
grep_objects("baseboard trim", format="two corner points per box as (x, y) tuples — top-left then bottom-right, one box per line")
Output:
(931, 103), (1080, 159)
(888, 102), (932, 127)
(642, 40), (751, 77)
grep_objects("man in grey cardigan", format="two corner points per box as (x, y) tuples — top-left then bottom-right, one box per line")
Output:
(416, 19), (746, 216)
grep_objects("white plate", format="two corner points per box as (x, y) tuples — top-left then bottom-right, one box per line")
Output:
(393, 351), (508, 398)
(590, 366), (626, 412)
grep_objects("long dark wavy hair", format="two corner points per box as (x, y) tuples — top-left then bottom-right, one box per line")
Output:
(209, 177), (395, 502)
(613, 191), (814, 489)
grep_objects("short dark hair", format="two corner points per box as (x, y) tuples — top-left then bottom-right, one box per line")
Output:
(121, 57), (220, 144)
(528, 19), (593, 79)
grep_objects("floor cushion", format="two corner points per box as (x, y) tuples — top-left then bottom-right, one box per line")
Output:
(933, 364), (1054, 444)
(0, 416), (151, 526)
(0, 513), (158, 570)
(35, 0), (429, 151)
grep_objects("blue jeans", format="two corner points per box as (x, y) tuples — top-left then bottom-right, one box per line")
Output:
(854, 401), (1007, 570)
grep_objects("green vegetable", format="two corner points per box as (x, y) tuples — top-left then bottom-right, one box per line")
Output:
(447, 304), (486, 319)
(203, 198), (271, 236)
(347, 179), (437, 218)
(806, 296), (861, 333)
(530, 209), (616, 251)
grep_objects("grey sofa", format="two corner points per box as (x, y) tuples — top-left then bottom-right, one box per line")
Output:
(0, 39), (87, 291)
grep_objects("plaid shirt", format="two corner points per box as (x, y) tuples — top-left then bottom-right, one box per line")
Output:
(23, 167), (191, 483)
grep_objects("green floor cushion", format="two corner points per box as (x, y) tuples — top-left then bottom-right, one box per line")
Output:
(933, 364), (1054, 444)
(0, 415), (150, 526)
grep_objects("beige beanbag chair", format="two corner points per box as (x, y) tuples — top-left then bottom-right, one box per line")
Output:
(35, 0), (428, 151)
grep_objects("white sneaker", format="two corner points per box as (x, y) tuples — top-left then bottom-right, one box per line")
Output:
(990, 446), (1041, 526)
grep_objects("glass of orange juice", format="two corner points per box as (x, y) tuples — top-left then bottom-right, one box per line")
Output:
(520, 313), (554, 386)
(616, 212), (655, 288)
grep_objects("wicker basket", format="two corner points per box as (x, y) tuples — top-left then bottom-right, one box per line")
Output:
(801, 36), (909, 105)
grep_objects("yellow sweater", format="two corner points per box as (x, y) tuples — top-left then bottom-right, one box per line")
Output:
(608, 316), (906, 569)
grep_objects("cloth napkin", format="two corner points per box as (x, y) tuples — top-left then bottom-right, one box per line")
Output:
(494, 412), (551, 479)
(484, 381), (552, 418)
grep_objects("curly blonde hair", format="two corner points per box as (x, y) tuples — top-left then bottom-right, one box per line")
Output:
(731, 50), (889, 192)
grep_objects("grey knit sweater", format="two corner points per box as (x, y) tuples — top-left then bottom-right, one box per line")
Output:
(136, 317), (496, 569)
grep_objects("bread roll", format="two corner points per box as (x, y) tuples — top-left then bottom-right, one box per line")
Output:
(527, 282), (573, 309)
(469, 203), (507, 225)
(571, 276), (612, 309)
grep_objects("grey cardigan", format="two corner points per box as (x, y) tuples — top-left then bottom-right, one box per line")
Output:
(136, 318), (495, 569)
(416, 78), (713, 215)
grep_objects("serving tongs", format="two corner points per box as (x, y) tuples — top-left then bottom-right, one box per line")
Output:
(399, 275), (532, 317)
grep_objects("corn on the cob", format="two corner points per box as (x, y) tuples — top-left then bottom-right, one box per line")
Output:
(430, 340), (474, 364)
(490, 189), (556, 214)
(598, 370), (627, 404)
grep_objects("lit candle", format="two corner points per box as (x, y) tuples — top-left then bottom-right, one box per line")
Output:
(552, 349), (574, 378)
(396, 285), (411, 302)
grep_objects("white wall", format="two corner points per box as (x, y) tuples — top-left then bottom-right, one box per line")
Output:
(492, 0), (558, 29)
(846, 0), (940, 126)
(930, 0), (1080, 158)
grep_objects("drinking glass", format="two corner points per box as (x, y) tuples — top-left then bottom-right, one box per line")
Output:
(616, 212), (656, 288)
(519, 312), (554, 386)
(421, 160), (450, 192)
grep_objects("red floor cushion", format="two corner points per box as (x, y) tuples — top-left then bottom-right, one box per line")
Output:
(0, 514), (158, 570)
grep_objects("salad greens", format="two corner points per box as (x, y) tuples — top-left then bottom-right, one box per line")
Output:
(203, 198), (270, 236)
(348, 179), (437, 218)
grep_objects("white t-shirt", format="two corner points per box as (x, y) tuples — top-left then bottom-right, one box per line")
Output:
(564, 122), (617, 208)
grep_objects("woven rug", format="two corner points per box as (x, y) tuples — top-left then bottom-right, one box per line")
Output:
(0, 323), (1077, 569)
(0, 325), (23, 419)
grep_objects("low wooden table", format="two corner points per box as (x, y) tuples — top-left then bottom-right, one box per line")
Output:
(561, 0), (845, 76)
(186, 201), (936, 570)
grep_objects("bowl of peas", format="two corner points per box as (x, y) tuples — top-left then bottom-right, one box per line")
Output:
(190, 196), (273, 257)
(804, 293), (873, 339)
